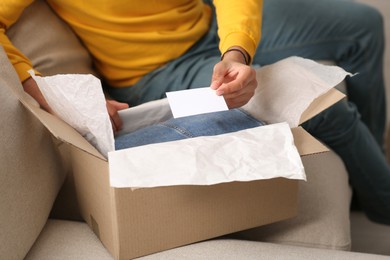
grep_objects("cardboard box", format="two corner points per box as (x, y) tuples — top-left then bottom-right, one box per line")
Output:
(0, 40), (346, 258)
(71, 146), (299, 259)
(5, 49), (344, 259)
(12, 86), (343, 260)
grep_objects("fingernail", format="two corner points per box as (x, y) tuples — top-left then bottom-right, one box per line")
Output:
(210, 82), (217, 89)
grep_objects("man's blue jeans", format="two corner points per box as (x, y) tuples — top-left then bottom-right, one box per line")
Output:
(115, 109), (264, 149)
(108, 0), (390, 225)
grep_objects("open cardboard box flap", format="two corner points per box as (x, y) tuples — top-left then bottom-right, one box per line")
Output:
(16, 86), (344, 160)
(12, 81), (344, 161)
(2, 46), (345, 162)
(18, 91), (106, 160)
(296, 87), (345, 155)
(300, 88), (345, 125)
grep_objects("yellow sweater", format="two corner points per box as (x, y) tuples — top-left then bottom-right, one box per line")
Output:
(0, 0), (262, 87)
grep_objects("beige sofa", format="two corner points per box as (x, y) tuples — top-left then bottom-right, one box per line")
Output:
(0, 1), (389, 259)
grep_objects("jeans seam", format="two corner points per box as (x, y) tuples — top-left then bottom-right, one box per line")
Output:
(259, 37), (357, 54)
(159, 122), (195, 138)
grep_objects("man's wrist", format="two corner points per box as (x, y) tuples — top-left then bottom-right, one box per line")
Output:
(221, 46), (250, 65)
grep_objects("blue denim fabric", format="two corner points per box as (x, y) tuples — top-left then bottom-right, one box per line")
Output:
(108, 0), (390, 224)
(115, 109), (264, 149)
(302, 100), (390, 225)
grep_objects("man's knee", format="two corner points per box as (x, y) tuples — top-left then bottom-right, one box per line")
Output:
(302, 100), (361, 143)
(353, 3), (384, 38)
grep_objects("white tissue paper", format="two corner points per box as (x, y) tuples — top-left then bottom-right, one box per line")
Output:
(117, 98), (173, 136)
(28, 70), (114, 157)
(111, 57), (350, 189)
(109, 122), (305, 188)
(27, 56), (349, 189)
(242, 56), (353, 127)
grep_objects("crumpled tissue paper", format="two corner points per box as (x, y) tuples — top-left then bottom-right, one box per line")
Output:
(242, 56), (353, 127)
(29, 70), (114, 157)
(27, 56), (351, 189)
(109, 122), (305, 188)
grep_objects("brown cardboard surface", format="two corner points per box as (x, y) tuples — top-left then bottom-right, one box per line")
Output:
(117, 180), (297, 259)
(68, 120), (332, 259)
(299, 88), (346, 124)
(292, 127), (328, 156)
(70, 145), (298, 259)
(2, 46), (344, 259)
(69, 126), (325, 259)
(16, 88), (340, 260)
(70, 147), (115, 254)
(18, 93), (106, 160)
(9, 63), (343, 259)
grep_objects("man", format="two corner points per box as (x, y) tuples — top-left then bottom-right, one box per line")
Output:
(1, 0), (389, 224)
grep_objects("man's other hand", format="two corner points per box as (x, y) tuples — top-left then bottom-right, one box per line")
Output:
(22, 77), (53, 113)
(106, 99), (129, 133)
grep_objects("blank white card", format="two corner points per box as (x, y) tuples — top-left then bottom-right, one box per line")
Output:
(166, 87), (228, 118)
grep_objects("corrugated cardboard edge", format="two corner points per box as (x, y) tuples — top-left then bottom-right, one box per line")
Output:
(299, 88), (346, 124)
(111, 177), (298, 259)
(7, 82), (106, 161)
(292, 127), (328, 156)
(69, 147), (116, 254)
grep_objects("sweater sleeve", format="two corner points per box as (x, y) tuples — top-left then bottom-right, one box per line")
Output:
(213, 0), (262, 63)
(0, 0), (36, 82)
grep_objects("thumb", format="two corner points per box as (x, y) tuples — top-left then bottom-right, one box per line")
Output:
(108, 100), (129, 110)
(210, 62), (228, 90)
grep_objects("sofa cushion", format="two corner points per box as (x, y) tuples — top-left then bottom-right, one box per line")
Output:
(6, 0), (97, 221)
(0, 46), (66, 259)
(25, 220), (114, 260)
(6, 0), (95, 76)
(25, 219), (387, 260)
(351, 211), (390, 255)
(231, 151), (352, 250)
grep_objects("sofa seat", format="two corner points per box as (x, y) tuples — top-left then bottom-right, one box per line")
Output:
(25, 219), (388, 260)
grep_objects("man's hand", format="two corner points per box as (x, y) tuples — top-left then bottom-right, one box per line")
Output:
(22, 77), (53, 113)
(106, 99), (129, 133)
(210, 47), (257, 108)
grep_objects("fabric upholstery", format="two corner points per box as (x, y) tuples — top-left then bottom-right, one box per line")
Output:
(0, 46), (66, 259)
(232, 151), (352, 250)
(350, 211), (390, 255)
(25, 220), (114, 260)
(7, 0), (97, 221)
(26, 219), (387, 260)
(7, 0), (95, 77)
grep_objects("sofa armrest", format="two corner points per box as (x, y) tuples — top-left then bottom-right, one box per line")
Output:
(0, 46), (66, 259)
